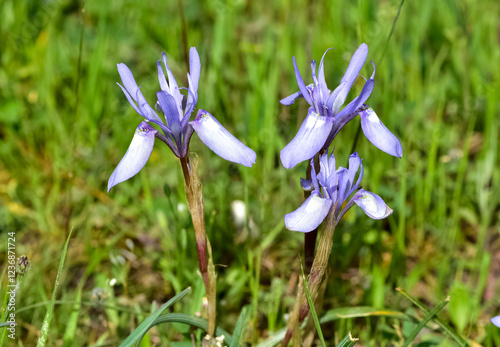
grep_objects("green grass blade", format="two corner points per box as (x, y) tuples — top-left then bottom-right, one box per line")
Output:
(335, 332), (359, 347)
(230, 306), (248, 347)
(36, 228), (74, 347)
(300, 263), (326, 347)
(150, 313), (233, 345)
(62, 275), (86, 347)
(118, 287), (191, 347)
(0, 265), (10, 347)
(396, 288), (470, 346)
(402, 296), (450, 347)
(320, 306), (412, 323)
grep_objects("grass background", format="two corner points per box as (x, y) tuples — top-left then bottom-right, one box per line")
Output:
(0, 0), (499, 345)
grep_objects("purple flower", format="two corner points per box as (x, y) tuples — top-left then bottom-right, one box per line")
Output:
(108, 48), (256, 192)
(285, 152), (393, 232)
(492, 315), (500, 328)
(280, 43), (403, 169)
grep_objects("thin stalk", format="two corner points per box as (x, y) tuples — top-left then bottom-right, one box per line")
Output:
(282, 210), (336, 346)
(303, 161), (316, 273)
(179, 155), (217, 339)
(304, 153), (321, 273)
(298, 211), (336, 323)
(281, 276), (304, 347)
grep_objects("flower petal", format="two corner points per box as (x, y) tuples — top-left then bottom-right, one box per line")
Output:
(157, 60), (169, 91)
(280, 109), (334, 169)
(336, 62), (375, 119)
(293, 56), (313, 105)
(189, 47), (201, 93)
(117, 83), (142, 116)
(108, 122), (157, 192)
(353, 189), (393, 219)
(491, 315), (500, 328)
(117, 63), (141, 102)
(285, 193), (332, 233)
(190, 110), (256, 167)
(280, 90), (303, 106)
(157, 91), (181, 134)
(347, 152), (362, 188)
(328, 43), (369, 114)
(360, 106), (403, 158)
(318, 48), (334, 94)
(117, 63), (164, 124)
(300, 178), (313, 191)
(161, 53), (184, 117)
(334, 167), (349, 214)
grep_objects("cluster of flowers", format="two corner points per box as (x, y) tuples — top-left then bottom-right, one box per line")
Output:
(281, 43), (402, 230)
(108, 44), (403, 230)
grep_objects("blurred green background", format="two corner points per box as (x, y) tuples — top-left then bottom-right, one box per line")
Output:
(1, 0), (499, 345)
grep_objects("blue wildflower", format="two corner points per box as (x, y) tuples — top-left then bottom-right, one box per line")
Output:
(280, 43), (403, 169)
(108, 48), (256, 191)
(285, 152), (393, 232)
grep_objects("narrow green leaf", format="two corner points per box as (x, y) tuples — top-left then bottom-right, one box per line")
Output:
(300, 263), (326, 347)
(0, 265), (10, 347)
(151, 313), (233, 345)
(36, 228), (74, 347)
(402, 296), (450, 347)
(118, 287), (191, 347)
(230, 306), (248, 347)
(396, 288), (470, 346)
(320, 306), (412, 323)
(62, 275), (86, 347)
(335, 332), (359, 347)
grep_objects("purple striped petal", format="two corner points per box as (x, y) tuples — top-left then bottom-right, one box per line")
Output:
(360, 106), (403, 158)
(280, 109), (334, 169)
(293, 56), (313, 105)
(353, 189), (393, 219)
(108, 122), (156, 192)
(491, 315), (500, 328)
(285, 193), (332, 233)
(190, 110), (256, 167)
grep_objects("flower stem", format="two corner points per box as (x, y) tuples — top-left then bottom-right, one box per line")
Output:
(179, 155), (217, 338)
(304, 153), (321, 273)
(282, 211), (336, 346)
(303, 161), (317, 273)
(298, 211), (336, 323)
